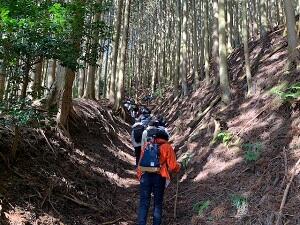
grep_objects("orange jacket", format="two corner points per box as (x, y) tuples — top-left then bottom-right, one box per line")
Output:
(137, 138), (181, 180)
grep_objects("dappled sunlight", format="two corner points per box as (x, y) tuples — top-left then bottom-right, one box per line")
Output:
(103, 144), (135, 166)
(74, 148), (96, 163)
(91, 165), (138, 188)
(193, 157), (243, 182)
(4, 206), (64, 225)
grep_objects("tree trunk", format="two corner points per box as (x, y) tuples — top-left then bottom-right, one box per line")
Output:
(192, 0), (199, 88)
(260, 0), (268, 38)
(103, 41), (110, 99)
(33, 60), (43, 99)
(204, 0), (210, 83)
(212, 0), (219, 71)
(284, 0), (299, 70)
(56, 0), (85, 128)
(78, 63), (86, 97)
(0, 62), (6, 101)
(181, 0), (188, 96)
(20, 59), (31, 101)
(47, 64), (65, 110)
(49, 60), (56, 89)
(219, 0), (231, 104)
(115, 0), (131, 110)
(242, 0), (253, 95)
(175, 0), (181, 91)
(109, 0), (124, 104)
(56, 68), (75, 127)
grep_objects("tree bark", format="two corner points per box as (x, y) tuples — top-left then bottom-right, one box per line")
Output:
(192, 0), (199, 88)
(219, 0), (231, 104)
(0, 62), (6, 101)
(204, 0), (210, 83)
(33, 60), (43, 99)
(284, 0), (299, 70)
(242, 0), (253, 95)
(109, 0), (124, 104)
(181, 0), (188, 96)
(115, 0), (131, 110)
(174, 0), (181, 91)
(212, 0), (219, 72)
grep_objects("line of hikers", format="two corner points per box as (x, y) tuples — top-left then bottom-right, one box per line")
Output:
(131, 108), (181, 225)
(123, 95), (155, 123)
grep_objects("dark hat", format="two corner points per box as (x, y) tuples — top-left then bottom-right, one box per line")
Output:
(148, 119), (159, 127)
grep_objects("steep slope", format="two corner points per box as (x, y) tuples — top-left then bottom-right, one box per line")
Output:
(157, 29), (300, 225)
(0, 99), (139, 225)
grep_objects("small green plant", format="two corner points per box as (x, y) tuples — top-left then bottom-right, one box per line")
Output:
(215, 131), (233, 146)
(230, 194), (249, 217)
(193, 200), (210, 216)
(181, 153), (194, 169)
(242, 142), (262, 163)
(230, 194), (247, 210)
(270, 82), (300, 102)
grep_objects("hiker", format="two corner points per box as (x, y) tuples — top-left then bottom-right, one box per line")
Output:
(137, 125), (181, 225)
(131, 120), (145, 166)
(142, 94), (154, 106)
(141, 119), (169, 147)
(138, 108), (151, 126)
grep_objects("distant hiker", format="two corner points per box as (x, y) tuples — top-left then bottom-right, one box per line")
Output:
(137, 132), (181, 225)
(131, 121), (145, 166)
(138, 109), (151, 126)
(142, 94), (154, 106)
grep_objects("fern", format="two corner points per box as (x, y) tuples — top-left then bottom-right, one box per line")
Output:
(230, 195), (247, 210)
(242, 142), (262, 162)
(193, 200), (210, 216)
(270, 82), (300, 102)
(216, 131), (233, 146)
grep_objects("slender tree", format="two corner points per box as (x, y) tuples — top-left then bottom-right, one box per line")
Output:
(284, 0), (299, 70)
(115, 0), (132, 109)
(219, 0), (230, 103)
(109, 0), (124, 104)
(242, 0), (253, 95)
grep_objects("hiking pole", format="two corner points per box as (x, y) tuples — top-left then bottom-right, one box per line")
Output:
(173, 174), (179, 219)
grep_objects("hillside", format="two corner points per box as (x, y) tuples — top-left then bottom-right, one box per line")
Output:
(158, 28), (300, 225)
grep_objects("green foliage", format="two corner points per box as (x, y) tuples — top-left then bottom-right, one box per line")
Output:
(242, 142), (262, 163)
(181, 153), (194, 169)
(230, 194), (247, 210)
(270, 82), (300, 102)
(0, 0), (112, 103)
(193, 200), (210, 216)
(215, 131), (233, 146)
(0, 99), (49, 127)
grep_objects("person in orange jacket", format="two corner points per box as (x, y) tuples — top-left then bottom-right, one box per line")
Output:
(137, 134), (181, 225)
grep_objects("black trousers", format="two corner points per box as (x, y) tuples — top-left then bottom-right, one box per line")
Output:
(134, 146), (142, 166)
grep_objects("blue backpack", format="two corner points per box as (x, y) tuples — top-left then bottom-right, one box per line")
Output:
(139, 140), (161, 173)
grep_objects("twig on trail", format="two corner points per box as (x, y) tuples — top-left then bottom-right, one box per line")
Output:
(275, 158), (300, 225)
(62, 195), (103, 213)
(280, 148), (288, 188)
(38, 129), (56, 155)
(41, 184), (53, 208)
(100, 218), (122, 225)
(173, 174), (179, 219)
